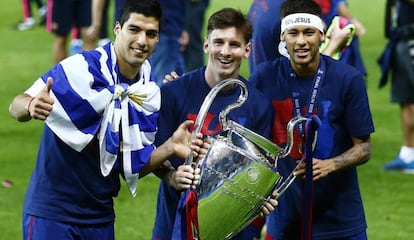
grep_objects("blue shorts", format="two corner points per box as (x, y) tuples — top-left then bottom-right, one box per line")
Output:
(51, 0), (92, 36)
(264, 230), (367, 240)
(23, 214), (114, 240)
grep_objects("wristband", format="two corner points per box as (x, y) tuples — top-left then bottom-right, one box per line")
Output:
(26, 97), (35, 113)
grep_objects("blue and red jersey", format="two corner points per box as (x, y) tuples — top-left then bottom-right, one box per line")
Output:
(152, 67), (274, 239)
(250, 55), (374, 239)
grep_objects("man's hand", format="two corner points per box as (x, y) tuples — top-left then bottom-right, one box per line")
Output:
(28, 77), (55, 121)
(294, 158), (335, 181)
(327, 20), (352, 50)
(170, 120), (204, 160)
(169, 165), (201, 191)
(294, 136), (370, 181)
(162, 71), (180, 84)
(259, 191), (278, 217)
(351, 17), (366, 36)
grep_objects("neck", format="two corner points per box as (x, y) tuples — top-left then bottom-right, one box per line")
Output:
(114, 47), (141, 81)
(204, 65), (239, 90)
(291, 54), (321, 77)
(118, 62), (141, 81)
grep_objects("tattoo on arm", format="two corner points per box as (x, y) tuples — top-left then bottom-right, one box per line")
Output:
(332, 135), (371, 172)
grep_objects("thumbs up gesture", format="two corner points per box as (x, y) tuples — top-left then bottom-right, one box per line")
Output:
(28, 77), (55, 120)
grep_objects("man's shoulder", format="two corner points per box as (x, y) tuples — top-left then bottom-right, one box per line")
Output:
(170, 68), (202, 82)
(250, 57), (288, 86)
(245, 81), (272, 104)
(161, 68), (204, 94)
(256, 57), (288, 71)
(323, 55), (361, 76)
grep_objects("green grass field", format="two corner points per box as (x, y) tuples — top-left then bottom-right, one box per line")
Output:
(1, 0), (413, 239)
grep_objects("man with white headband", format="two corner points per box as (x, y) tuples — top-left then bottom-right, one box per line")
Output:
(281, 13), (325, 33)
(249, 0), (374, 239)
(278, 9), (353, 60)
(247, 0), (354, 74)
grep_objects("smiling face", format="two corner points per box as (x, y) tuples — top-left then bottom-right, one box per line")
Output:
(281, 25), (325, 77)
(204, 27), (250, 86)
(113, 13), (159, 79)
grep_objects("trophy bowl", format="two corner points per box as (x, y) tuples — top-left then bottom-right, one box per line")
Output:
(195, 121), (282, 239)
(186, 79), (306, 239)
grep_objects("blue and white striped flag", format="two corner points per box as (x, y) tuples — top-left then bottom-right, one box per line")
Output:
(25, 43), (160, 197)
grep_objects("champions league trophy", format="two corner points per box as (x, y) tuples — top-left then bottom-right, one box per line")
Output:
(186, 79), (306, 240)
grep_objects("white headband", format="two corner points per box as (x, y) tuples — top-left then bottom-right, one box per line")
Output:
(281, 13), (324, 33)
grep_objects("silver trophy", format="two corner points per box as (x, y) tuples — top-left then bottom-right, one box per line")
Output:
(186, 79), (306, 240)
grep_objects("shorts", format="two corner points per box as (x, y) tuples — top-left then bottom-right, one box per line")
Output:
(23, 213), (114, 240)
(49, 0), (92, 36)
(264, 230), (367, 240)
(391, 39), (414, 104)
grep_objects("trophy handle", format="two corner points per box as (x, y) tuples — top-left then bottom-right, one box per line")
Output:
(277, 116), (308, 159)
(218, 82), (248, 130)
(185, 79), (248, 166)
(274, 116), (308, 196)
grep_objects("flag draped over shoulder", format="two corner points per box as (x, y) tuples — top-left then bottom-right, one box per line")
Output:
(24, 43), (160, 197)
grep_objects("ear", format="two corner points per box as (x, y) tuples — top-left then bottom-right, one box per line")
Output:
(244, 42), (251, 59)
(280, 31), (285, 41)
(113, 21), (121, 36)
(203, 37), (209, 54)
(320, 31), (326, 42)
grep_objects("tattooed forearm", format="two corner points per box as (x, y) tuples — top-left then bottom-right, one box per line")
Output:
(331, 135), (371, 172)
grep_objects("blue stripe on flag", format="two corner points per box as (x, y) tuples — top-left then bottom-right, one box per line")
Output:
(104, 122), (120, 155)
(45, 65), (103, 135)
(128, 106), (159, 132)
(131, 145), (154, 173)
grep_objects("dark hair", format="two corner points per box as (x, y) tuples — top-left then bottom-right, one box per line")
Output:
(117, 0), (162, 29)
(280, 0), (321, 18)
(207, 8), (253, 44)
